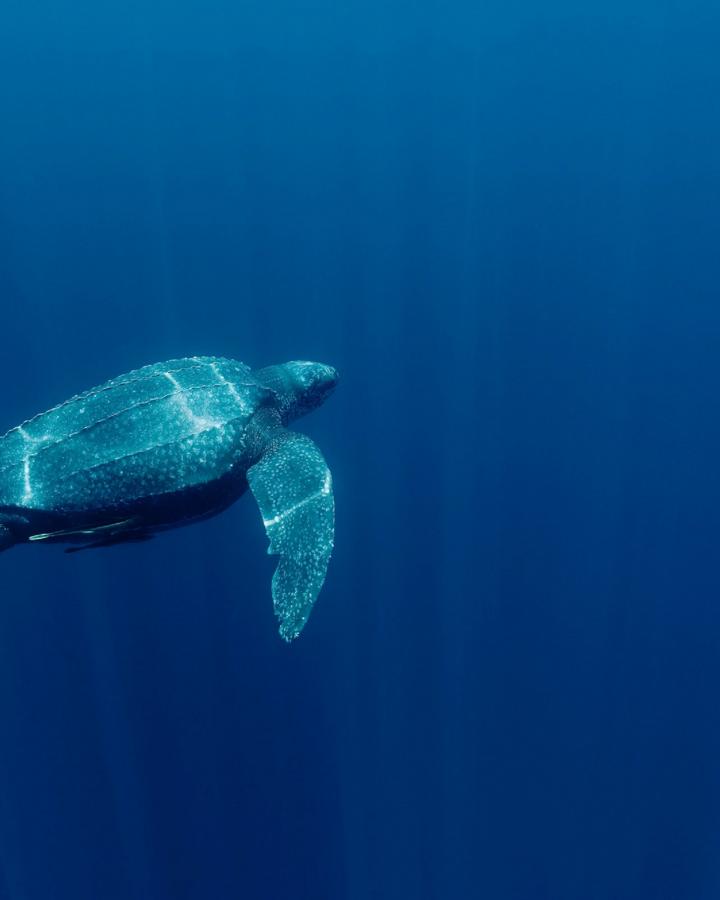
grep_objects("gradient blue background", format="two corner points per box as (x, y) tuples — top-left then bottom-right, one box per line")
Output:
(1, 2), (720, 898)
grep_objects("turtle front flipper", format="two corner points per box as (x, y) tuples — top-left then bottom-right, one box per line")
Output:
(248, 431), (334, 641)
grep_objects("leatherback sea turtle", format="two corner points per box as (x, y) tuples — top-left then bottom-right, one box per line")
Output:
(0, 357), (338, 640)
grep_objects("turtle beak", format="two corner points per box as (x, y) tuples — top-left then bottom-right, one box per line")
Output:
(322, 365), (339, 389)
(317, 364), (339, 399)
(285, 360), (339, 412)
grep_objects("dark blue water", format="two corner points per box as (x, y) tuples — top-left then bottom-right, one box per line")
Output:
(1, 2), (720, 898)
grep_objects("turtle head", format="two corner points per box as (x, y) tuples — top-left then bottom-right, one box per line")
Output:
(256, 360), (339, 422)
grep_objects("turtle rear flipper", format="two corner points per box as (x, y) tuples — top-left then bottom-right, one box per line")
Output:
(29, 518), (138, 544)
(26, 518), (151, 552)
(248, 431), (334, 641)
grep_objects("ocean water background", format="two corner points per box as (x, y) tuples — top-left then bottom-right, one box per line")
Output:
(1, 2), (720, 898)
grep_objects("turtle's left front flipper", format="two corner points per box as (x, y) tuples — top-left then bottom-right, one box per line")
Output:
(248, 431), (334, 641)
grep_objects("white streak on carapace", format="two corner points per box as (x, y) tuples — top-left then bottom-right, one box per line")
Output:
(164, 372), (220, 433)
(18, 427), (34, 502)
(210, 362), (246, 409)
